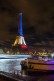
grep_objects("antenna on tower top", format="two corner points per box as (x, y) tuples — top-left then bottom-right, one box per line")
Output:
(19, 12), (22, 15)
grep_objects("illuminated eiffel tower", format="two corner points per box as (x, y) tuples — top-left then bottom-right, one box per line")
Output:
(12, 13), (28, 49)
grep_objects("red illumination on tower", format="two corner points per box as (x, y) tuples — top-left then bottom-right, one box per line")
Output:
(20, 45), (28, 49)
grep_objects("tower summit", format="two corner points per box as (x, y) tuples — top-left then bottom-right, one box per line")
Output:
(12, 13), (28, 49)
(18, 13), (23, 36)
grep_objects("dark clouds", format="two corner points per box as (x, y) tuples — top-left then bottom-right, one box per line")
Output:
(0, 0), (54, 40)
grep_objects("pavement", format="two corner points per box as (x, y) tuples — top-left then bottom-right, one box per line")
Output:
(0, 71), (34, 81)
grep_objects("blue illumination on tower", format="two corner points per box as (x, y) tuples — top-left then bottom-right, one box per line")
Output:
(19, 13), (23, 36)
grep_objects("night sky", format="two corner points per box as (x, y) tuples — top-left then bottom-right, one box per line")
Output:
(0, 0), (54, 42)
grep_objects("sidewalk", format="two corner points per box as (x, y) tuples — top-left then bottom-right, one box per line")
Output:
(0, 71), (33, 81)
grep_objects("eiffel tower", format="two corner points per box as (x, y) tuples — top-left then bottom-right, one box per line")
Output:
(12, 13), (28, 49)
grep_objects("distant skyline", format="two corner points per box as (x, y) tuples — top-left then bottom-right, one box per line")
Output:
(0, 0), (54, 41)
